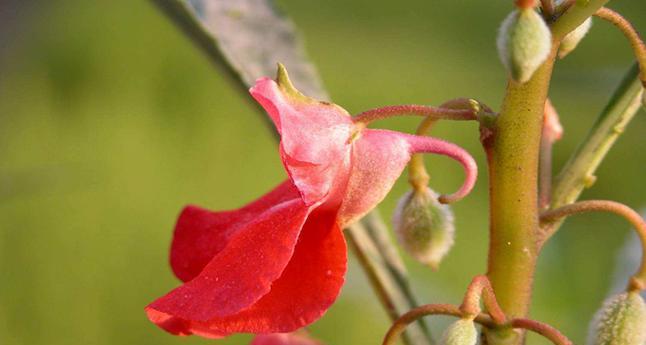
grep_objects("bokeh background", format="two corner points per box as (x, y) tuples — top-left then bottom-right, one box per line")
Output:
(1, 1), (645, 344)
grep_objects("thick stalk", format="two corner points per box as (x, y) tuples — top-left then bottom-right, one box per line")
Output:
(484, 42), (558, 345)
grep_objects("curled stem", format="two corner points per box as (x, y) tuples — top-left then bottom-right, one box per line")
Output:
(403, 133), (478, 204)
(382, 304), (495, 345)
(408, 98), (482, 193)
(510, 318), (573, 345)
(540, 200), (646, 291)
(353, 105), (477, 126)
(460, 275), (507, 325)
(594, 7), (646, 86)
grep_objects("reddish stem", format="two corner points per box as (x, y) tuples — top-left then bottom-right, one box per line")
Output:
(353, 105), (477, 125)
(381, 304), (495, 345)
(510, 318), (572, 345)
(460, 275), (508, 325)
(540, 200), (646, 291)
(403, 134), (478, 204)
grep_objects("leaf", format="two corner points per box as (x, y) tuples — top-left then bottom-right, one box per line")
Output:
(154, 0), (326, 98)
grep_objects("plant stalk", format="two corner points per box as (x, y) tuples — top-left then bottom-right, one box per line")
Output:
(483, 42), (559, 345)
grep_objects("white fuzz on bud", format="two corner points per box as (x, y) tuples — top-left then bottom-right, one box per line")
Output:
(497, 8), (552, 83)
(587, 291), (646, 345)
(440, 319), (478, 345)
(559, 18), (593, 59)
(392, 188), (455, 270)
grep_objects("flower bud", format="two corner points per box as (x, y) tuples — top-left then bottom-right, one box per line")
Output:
(497, 8), (552, 83)
(559, 18), (592, 59)
(440, 319), (478, 345)
(392, 188), (455, 269)
(587, 291), (646, 345)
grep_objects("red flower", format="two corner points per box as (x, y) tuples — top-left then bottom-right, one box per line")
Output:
(251, 332), (324, 345)
(145, 65), (477, 338)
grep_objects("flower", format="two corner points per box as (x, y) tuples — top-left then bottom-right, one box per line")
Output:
(251, 332), (324, 345)
(145, 65), (477, 338)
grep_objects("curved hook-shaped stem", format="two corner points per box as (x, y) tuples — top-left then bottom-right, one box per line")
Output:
(510, 318), (573, 345)
(382, 304), (495, 345)
(540, 200), (646, 291)
(408, 98), (486, 195)
(594, 7), (646, 85)
(460, 275), (507, 325)
(403, 134), (478, 204)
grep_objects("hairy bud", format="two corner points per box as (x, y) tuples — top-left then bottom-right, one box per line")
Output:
(393, 188), (455, 269)
(497, 8), (552, 83)
(559, 18), (592, 59)
(587, 292), (646, 345)
(440, 319), (478, 345)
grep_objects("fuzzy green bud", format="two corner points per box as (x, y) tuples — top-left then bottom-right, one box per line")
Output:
(497, 8), (552, 83)
(587, 292), (646, 345)
(392, 188), (455, 270)
(440, 319), (478, 345)
(559, 18), (592, 59)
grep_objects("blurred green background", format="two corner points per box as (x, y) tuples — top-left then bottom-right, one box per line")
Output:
(0, 1), (645, 344)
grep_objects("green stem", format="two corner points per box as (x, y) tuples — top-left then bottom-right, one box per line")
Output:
(545, 64), (643, 240)
(484, 43), (558, 345)
(550, 0), (610, 39)
(485, 2), (609, 343)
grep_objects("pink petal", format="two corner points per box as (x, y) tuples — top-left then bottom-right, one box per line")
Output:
(146, 210), (346, 337)
(147, 194), (311, 322)
(251, 332), (324, 345)
(250, 77), (354, 205)
(170, 180), (301, 282)
(338, 129), (413, 225)
(337, 129), (478, 225)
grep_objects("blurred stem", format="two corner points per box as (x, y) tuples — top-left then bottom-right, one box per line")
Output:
(150, 1), (434, 344)
(540, 200), (646, 292)
(545, 64), (643, 238)
(347, 211), (434, 345)
(539, 135), (554, 210)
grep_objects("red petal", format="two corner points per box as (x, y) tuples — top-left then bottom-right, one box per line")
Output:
(250, 77), (353, 205)
(338, 129), (413, 225)
(147, 195), (311, 322)
(251, 333), (324, 345)
(146, 210), (346, 337)
(170, 180), (301, 282)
